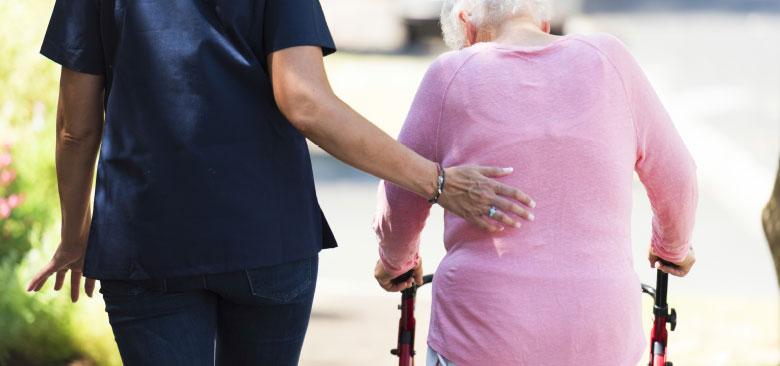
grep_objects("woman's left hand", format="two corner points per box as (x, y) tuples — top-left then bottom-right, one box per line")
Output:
(27, 243), (95, 302)
(374, 257), (424, 292)
(648, 246), (696, 277)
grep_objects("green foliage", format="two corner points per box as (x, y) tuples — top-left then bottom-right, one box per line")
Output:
(0, 2), (120, 365)
(0, 262), (80, 366)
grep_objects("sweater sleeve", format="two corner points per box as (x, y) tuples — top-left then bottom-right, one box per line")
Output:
(599, 35), (698, 263)
(372, 57), (450, 278)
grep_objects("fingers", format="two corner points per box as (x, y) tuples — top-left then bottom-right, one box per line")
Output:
(85, 278), (96, 298)
(384, 279), (414, 292)
(54, 270), (67, 291)
(480, 196), (535, 230)
(413, 259), (424, 286)
(488, 209), (519, 229)
(472, 216), (503, 233)
(493, 183), (536, 209)
(26, 245), (92, 300)
(647, 253), (659, 269)
(654, 261), (688, 277)
(27, 261), (57, 292)
(647, 244), (662, 269)
(441, 165), (536, 232)
(375, 260), (414, 292)
(477, 166), (514, 178)
(492, 196), (534, 222)
(379, 275), (413, 292)
(648, 246), (695, 275)
(70, 270), (82, 302)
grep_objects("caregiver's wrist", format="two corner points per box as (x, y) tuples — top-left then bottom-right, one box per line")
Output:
(60, 226), (89, 250)
(410, 160), (439, 200)
(60, 232), (88, 245)
(426, 163), (445, 204)
(59, 240), (88, 252)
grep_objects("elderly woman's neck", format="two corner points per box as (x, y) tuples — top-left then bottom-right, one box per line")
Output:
(490, 15), (559, 47)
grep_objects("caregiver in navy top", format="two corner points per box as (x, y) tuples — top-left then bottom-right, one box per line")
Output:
(26, 0), (535, 365)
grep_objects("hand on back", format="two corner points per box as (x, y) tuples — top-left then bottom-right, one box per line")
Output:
(439, 165), (536, 232)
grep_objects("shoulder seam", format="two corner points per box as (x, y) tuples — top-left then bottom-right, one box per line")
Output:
(433, 49), (485, 163)
(570, 37), (641, 160)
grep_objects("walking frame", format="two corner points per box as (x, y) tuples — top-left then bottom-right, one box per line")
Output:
(390, 263), (678, 366)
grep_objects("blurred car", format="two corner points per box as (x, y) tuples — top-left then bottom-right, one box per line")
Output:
(550, 0), (584, 35)
(398, 0), (445, 42)
(399, 0), (583, 42)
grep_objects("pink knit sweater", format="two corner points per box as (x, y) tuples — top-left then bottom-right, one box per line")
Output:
(373, 33), (697, 366)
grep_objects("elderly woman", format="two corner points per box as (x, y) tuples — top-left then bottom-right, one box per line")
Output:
(372, 0), (698, 365)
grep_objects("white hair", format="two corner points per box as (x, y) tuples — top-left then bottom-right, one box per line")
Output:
(440, 0), (552, 49)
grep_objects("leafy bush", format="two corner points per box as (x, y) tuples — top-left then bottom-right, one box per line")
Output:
(0, 136), (78, 365)
(0, 1), (119, 365)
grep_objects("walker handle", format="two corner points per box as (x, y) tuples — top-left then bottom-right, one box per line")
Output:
(391, 270), (415, 285)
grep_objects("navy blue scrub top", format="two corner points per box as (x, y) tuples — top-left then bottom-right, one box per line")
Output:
(41, 0), (338, 280)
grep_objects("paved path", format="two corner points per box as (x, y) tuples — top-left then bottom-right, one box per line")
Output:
(301, 11), (780, 366)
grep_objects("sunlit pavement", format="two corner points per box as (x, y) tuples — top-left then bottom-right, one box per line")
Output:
(300, 12), (780, 366)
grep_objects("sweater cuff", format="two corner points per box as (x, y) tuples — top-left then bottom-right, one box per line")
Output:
(378, 247), (420, 279)
(651, 236), (690, 263)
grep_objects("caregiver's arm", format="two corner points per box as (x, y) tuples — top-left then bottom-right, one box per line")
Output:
(269, 46), (535, 231)
(599, 35), (697, 276)
(27, 67), (103, 300)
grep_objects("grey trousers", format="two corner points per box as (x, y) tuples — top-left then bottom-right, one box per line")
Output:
(426, 346), (456, 366)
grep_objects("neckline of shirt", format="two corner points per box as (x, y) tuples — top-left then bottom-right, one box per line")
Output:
(477, 33), (581, 53)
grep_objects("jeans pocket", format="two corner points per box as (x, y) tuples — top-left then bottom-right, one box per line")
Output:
(245, 256), (316, 304)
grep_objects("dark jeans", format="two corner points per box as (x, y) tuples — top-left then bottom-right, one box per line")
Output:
(99, 255), (318, 366)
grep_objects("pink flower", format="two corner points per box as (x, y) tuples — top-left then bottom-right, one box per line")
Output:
(0, 169), (15, 186)
(0, 199), (10, 219)
(7, 194), (22, 209)
(0, 153), (11, 169)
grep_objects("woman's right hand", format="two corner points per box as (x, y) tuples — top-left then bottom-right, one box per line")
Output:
(27, 242), (96, 302)
(374, 258), (424, 292)
(439, 165), (536, 232)
(648, 247), (696, 277)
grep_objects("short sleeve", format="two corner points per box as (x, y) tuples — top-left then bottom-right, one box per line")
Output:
(40, 0), (105, 75)
(263, 0), (336, 57)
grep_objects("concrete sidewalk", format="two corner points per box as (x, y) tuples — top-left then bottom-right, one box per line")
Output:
(301, 293), (779, 366)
